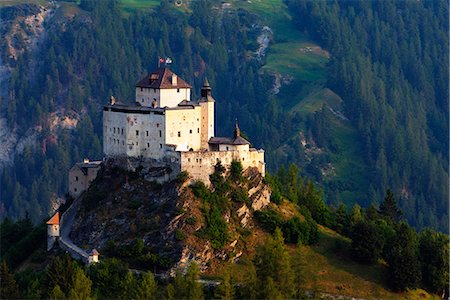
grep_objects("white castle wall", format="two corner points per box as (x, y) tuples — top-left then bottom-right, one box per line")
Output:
(135, 87), (191, 108)
(200, 101), (214, 149)
(136, 87), (160, 107)
(165, 107), (203, 151)
(160, 88), (190, 107)
(103, 109), (166, 159)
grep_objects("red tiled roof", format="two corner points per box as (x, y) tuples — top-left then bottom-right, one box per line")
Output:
(46, 212), (60, 225)
(136, 67), (191, 89)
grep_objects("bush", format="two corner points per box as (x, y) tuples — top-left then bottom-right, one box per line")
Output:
(230, 187), (250, 206)
(254, 210), (283, 233)
(174, 229), (186, 241)
(176, 171), (189, 184)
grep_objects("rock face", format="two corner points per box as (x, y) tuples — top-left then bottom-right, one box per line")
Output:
(69, 162), (271, 274)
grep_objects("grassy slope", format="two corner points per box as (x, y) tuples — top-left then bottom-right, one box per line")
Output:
(228, 202), (438, 300)
(231, 0), (369, 205)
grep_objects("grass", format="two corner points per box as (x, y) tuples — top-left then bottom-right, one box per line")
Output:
(231, 224), (438, 299)
(119, 0), (160, 9)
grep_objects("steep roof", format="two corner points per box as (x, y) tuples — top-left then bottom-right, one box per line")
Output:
(209, 122), (251, 146)
(136, 67), (191, 89)
(47, 212), (60, 225)
(90, 249), (100, 256)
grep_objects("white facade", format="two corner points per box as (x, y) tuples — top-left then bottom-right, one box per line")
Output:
(135, 87), (191, 108)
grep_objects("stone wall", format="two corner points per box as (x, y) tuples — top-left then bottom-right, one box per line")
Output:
(180, 148), (265, 184)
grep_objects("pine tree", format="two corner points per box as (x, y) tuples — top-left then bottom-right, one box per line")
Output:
(49, 285), (65, 300)
(379, 189), (402, 223)
(185, 262), (203, 300)
(138, 272), (157, 300)
(0, 261), (20, 299)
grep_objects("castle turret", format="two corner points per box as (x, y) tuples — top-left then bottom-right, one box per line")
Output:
(199, 78), (215, 148)
(47, 212), (60, 251)
(201, 78), (212, 99)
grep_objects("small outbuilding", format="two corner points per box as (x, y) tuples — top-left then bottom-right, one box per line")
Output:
(88, 249), (100, 264)
(46, 212), (60, 251)
(68, 159), (102, 198)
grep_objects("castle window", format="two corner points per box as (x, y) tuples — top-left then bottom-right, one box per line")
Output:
(147, 143), (150, 148)
(178, 131), (181, 137)
(199, 159), (202, 163)
(114, 128), (116, 134)
(153, 88), (156, 92)
(197, 128), (200, 133)
(188, 158), (191, 162)
(75, 176), (78, 181)
(136, 130), (139, 136)
(74, 188), (77, 192)
(226, 146), (229, 151)
(189, 129), (192, 134)
(146, 131), (149, 137)
(196, 159), (199, 163)
(177, 88), (180, 93)
(159, 130), (162, 137)
(159, 144), (162, 148)
(141, 87), (143, 92)
(122, 128), (124, 135)
(156, 123), (159, 128)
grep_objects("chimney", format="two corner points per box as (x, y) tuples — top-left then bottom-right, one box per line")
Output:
(110, 96), (116, 105)
(171, 74), (177, 86)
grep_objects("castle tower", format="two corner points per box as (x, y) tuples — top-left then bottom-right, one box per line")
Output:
(46, 212), (60, 251)
(135, 67), (191, 108)
(199, 78), (215, 149)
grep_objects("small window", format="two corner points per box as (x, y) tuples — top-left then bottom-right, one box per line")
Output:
(156, 123), (159, 128)
(188, 158), (191, 162)
(114, 128), (116, 134)
(140, 87), (143, 92)
(74, 188), (77, 192)
(226, 146), (229, 151)
(147, 143), (150, 148)
(75, 176), (79, 181)
(177, 88), (180, 93)
(189, 129), (192, 134)
(146, 131), (149, 137)
(178, 131), (181, 137)
(121, 128), (124, 135)
(159, 130), (162, 137)
(197, 128), (200, 133)
(136, 130), (139, 136)
(153, 88), (156, 92)
(159, 144), (162, 148)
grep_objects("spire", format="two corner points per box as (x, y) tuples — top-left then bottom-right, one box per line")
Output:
(234, 119), (241, 138)
(201, 77), (212, 98)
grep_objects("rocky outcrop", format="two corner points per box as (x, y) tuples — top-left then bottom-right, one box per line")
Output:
(69, 164), (271, 275)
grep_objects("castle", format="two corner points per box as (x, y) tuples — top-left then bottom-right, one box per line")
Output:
(102, 67), (265, 183)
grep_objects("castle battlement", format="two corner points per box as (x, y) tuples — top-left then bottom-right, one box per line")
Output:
(102, 67), (265, 184)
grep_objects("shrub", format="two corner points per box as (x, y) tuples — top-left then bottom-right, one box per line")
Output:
(176, 171), (189, 184)
(174, 229), (186, 241)
(254, 210), (283, 233)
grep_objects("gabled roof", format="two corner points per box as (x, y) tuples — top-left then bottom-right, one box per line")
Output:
(136, 67), (191, 89)
(90, 249), (100, 256)
(47, 212), (60, 225)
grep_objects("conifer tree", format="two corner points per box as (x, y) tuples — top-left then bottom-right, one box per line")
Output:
(138, 272), (157, 300)
(0, 261), (20, 299)
(379, 189), (402, 223)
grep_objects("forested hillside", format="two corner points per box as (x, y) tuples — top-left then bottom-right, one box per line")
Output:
(286, 0), (449, 231)
(0, 0), (448, 233)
